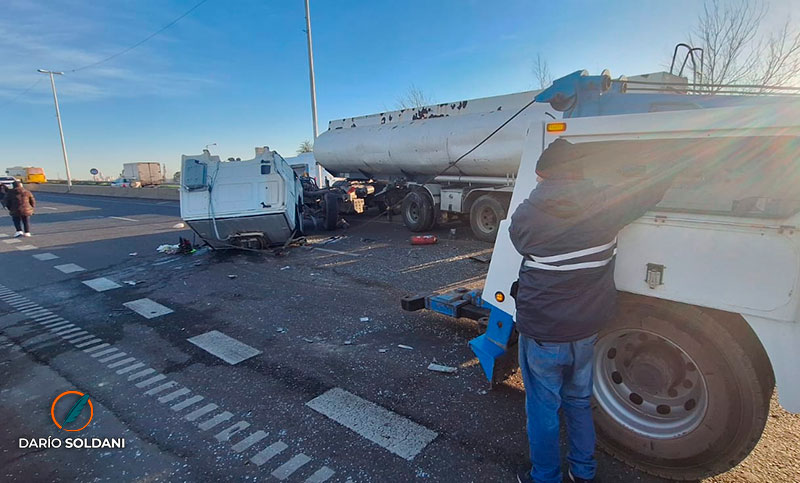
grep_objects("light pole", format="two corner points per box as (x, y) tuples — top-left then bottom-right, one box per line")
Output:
(204, 143), (216, 151)
(37, 69), (72, 190)
(304, 0), (325, 186)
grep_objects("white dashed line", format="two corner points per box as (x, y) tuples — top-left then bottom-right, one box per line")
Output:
(64, 333), (91, 341)
(91, 348), (119, 358)
(116, 362), (146, 375)
(83, 343), (110, 353)
(127, 368), (156, 381)
(171, 395), (204, 411)
(98, 352), (127, 363)
(35, 315), (61, 323)
(75, 338), (103, 348)
(55, 327), (82, 336)
(54, 263), (86, 274)
(306, 466), (336, 483)
(187, 330), (262, 365)
(306, 387), (438, 461)
(198, 411), (233, 431)
(231, 430), (267, 452)
(82, 277), (121, 292)
(39, 206), (58, 211)
(250, 441), (288, 466)
(3, 239), (22, 244)
(15, 245), (37, 251)
(123, 298), (173, 319)
(144, 381), (178, 396)
(272, 454), (312, 481)
(184, 403), (218, 421)
(33, 253), (59, 261)
(107, 357), (136, 368)
(109, 216), (137, 222)
(135, 374), (167, 388)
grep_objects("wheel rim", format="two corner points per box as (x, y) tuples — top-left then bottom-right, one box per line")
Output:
(593, 328), (709, 440)
(476, 205), (497, 234)
(406, 201), (420, 223)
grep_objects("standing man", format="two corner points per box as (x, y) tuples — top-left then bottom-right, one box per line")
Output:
(7, 181), (35, 237)
(509, 139), (674, 483)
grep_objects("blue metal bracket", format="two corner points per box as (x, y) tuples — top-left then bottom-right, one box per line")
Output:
(469, 307), (515, 382)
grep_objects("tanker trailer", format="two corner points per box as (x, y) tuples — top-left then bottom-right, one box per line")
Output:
(314, 91), (561, 242)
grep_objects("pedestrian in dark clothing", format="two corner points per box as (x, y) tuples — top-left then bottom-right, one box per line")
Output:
(6, 181), (35, 237)
(509, 139), (675, 483)
(0, 184), (8, 209)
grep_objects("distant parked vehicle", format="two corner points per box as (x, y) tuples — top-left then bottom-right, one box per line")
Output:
(110, 178), (141, 188)
(6, 167), (46, 184)
(122, 162), (162, 187)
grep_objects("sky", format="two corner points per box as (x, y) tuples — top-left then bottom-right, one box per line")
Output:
(0, 0), (798, 180)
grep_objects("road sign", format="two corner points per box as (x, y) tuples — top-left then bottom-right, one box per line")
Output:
(90, 168), (99, 175)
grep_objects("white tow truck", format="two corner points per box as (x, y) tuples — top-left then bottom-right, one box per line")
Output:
(404, 70), (800, 479)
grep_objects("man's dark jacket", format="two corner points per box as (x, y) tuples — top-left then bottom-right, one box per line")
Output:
(509, 177), (670, 342)
(7, 187), (35, 217)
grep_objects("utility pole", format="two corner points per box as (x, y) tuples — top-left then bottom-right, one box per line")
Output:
(304, 0), (326, 186)
(38, 69), (72, 190)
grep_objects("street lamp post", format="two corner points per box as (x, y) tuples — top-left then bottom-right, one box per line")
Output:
(304, 0), (326, 186)
(37, 69), (72, 190)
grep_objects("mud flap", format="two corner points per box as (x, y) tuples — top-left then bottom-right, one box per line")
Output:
(468, 307), (515, 382)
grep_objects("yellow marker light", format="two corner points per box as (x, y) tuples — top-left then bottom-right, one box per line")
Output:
(546, 122), (567, 133)
(495, 291), (505, 302)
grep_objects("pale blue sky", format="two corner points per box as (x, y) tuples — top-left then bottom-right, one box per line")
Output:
(0, 0), (797, 179)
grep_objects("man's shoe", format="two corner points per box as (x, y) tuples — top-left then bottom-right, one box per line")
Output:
(23, 232), (31, 237)
(13, 231), (22, 238)
(516, 468), (534, 483)
(568, 468), (595, 482)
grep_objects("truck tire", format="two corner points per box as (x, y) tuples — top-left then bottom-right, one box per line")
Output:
(469, 195), (506, 242)
(402, 190), (435, 232)
(593, 294), (771, 480)
(323, 193), (338, 231)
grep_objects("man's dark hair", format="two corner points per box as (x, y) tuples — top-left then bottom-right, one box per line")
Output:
(536, 139), (585, 180)
(12, 181), (21, 188)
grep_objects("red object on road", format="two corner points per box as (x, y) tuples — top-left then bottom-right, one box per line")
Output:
(410, 235), (438, 245)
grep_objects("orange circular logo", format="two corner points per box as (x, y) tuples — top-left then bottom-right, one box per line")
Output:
(51, 391), (94, 432)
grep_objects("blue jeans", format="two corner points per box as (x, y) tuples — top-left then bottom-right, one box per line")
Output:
(519, 333), (598, 483)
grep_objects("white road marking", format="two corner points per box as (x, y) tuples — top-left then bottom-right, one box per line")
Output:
(83, 343), (110, 353)
(214, 421), (251, 442)
(15, 303), (38, 310)
(128, 368), (156, 381)
(55, 327), (82, 336)
(107, 357), (136, 368)
(144, 381), (178, 396)
(231, 430), (267, 452)
(135, 374), (167, 388)
(306, 466), (336, 483)
(123, 298), (174, 319)
(187, 330), (262, 365)
(3, 239), (22, 244)
(91, 348), (119, 358)
(75, 338), (103, 348)
(15, 245), (37, 251)
(271, 453), (312, 480)
(198, 411), (233, 431)
(250, 441), (288, 466)
(184, 403), (218, 421)
(158, 388), (190, 403)
(24, 309), (49, 316)
(82, 277), (122, 292)
(33, 253), (59, 261)
(54, 263), (86, 274)
(109, 216), (138, 222)
(39, 206), (58, 210)
(35, 315), (61, 323)
(306, 387), (438, 461)
(171, 395), (204, 411)
(64, 333), (91, 341)
(44, 321), (70, 329)
(116, 362), (146, 375)
(98, 352), (127, 363)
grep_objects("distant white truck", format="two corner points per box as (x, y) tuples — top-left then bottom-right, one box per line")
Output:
(122, 162), (163, 187)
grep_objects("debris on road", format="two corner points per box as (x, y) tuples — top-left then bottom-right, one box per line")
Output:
(470, 253), (492, 264)
(378, 348), (388, 353)
(359, 317), (370, 322)
(427, 363), (458, 374)
(122, 280), (142, 286)
(128, 252), (137, 256)
(302, 337), (314, 343)
(227, 274), (237, 279)
(477, 389), (488, 395)
(320, 235), (345, 245)
(410, 234), (438, 245)
(280, 266), (291, 271)
(173, 222), (186, 228)
(157, 244), (180, 254)
(276, 327), (287, 334)
(398, 344), (414, 350)
(344, 340), (353, 345)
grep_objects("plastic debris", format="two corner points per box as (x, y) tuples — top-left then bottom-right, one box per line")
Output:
(427, 363), (458, 374)
(173, 222), (186, 229)
(477, 389), (488, 395)
(122, 280), (142, 286)
(303, 337), (314, 343)
(320, 235), (345, 245)
(276, 327), (287, 333)
(410, 235), (438, 245)
(280, 266), (291, 271)
(157, 244), (180, 254)
(344, 340), (353, 345)
(378, 348), (388, 353)
(227, 274), (237, 279)
(129, 252), (138, 256)
(470, 254), (492, 264)
(359, 317), (370, 322)
(397, 344), (414, 350)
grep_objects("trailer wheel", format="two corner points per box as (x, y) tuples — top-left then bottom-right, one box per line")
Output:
(323, 193), (339, 231)
(402, 190), (435, 232)
(593, 295), (771, 480)
(469, 195), (506, 242)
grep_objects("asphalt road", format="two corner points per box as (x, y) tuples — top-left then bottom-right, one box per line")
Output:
(0, 192), (796, 482)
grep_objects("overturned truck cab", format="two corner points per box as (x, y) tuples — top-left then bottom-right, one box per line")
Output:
(180, 147), (342, 249)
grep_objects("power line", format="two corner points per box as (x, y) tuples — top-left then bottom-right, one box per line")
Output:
(0, 78), (44, 109)
(70, 0), (211, 73)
